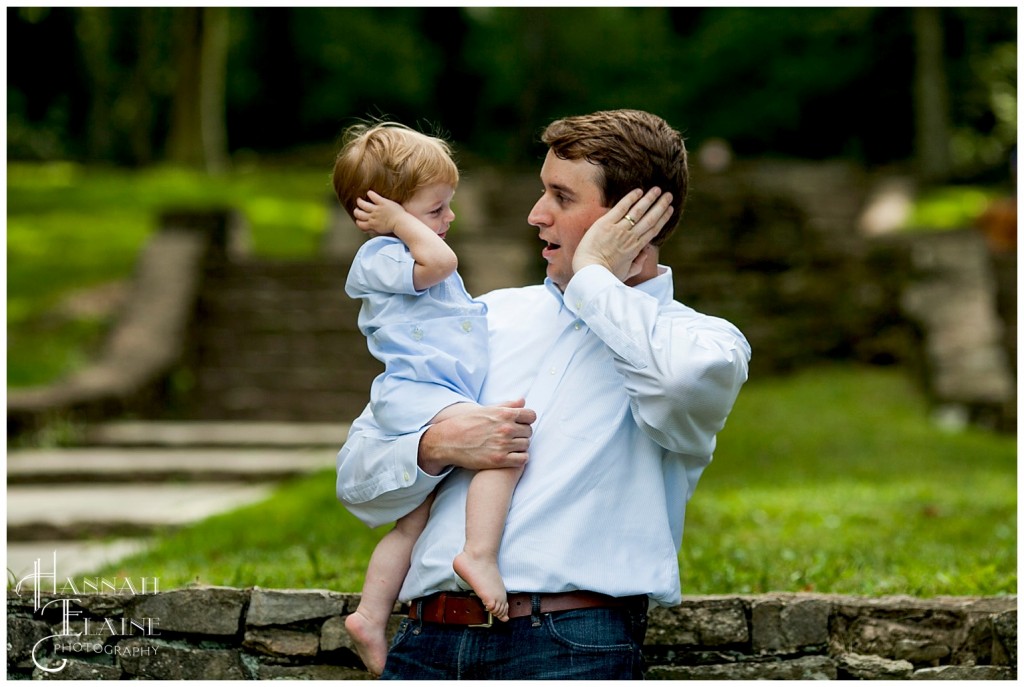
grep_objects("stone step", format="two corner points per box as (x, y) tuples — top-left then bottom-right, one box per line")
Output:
(7, 539), (151, 581)
(81, 421), (349, 448)
(190, 330), (369, 357)
(190, 366), (378, 393)
(7, 446), (335, 485)
(7, 482), (279, 541)
(181, 388), (369, 422)
(183, 256), (379, 421)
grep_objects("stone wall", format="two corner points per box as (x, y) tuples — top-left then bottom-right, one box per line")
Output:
(7, 588), (1015, 680)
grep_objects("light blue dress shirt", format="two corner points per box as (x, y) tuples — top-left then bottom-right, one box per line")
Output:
(337, 263), (750, 607)
(345, 236), (489, 434)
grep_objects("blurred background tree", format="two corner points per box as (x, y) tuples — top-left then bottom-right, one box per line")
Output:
(7, 6), (1016, 181)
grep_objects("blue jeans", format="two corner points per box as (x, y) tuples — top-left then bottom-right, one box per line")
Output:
(380, 600), (649, 680)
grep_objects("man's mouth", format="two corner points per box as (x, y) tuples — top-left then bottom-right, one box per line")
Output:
(541, 241), (560, 260)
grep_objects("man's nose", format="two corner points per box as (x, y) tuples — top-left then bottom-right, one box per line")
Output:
(527, 197), (548, 228)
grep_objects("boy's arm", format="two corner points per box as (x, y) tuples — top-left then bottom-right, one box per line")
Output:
(355, 191), (457, 291)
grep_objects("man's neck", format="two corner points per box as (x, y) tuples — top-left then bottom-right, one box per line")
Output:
(624, 246), (661, 287)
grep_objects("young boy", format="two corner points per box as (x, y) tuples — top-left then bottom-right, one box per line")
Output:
(333, 122), (525, 676)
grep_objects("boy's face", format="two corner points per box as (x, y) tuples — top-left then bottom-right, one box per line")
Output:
(528, 150), (609, 292)
(403, 183), (456, 239)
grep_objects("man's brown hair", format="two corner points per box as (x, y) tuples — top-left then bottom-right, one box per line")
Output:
(541, 109), (688, 246)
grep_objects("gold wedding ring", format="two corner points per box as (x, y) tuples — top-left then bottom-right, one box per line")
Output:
(624, 214), (637, 227)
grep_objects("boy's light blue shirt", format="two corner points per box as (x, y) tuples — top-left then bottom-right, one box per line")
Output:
(345, 236), (488, 434)
(337, 263), (750, 607)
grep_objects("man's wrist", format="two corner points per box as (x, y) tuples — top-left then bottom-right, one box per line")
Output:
(417, 424), (451, 476)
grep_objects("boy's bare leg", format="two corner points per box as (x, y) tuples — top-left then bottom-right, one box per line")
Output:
(453, 464), (524, 621)
(427, 402), (522, 620)
(345, 494), (433, 676)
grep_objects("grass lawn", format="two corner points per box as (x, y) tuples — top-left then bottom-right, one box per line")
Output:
(90, 363), (1017, 597)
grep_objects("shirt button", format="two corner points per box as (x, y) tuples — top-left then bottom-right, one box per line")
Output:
(549, 367), (557, 375)
(403, 470), (411, 483)
(412, 326), (423, 341)
(575, 299), (583, 309)
(461, 320), (472, 332)
(574, 322), (581, 330)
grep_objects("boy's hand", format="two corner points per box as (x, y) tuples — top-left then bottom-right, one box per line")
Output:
(354, 190), (406, 237)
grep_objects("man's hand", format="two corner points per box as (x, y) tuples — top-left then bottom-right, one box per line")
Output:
(418, 399), (536, 476)
(354, 190), (406, 237)
(572, 187), (673, 282)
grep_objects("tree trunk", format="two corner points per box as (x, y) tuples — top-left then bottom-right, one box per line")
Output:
(74, 7), (115, 160)
(912, 7), (953, 182)
(167, 7), (230, 172)
(200, 7), (230, 174)
(125, 8), (163, 165)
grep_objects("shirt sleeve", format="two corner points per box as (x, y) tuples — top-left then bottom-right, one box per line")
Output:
(563, 264), (751, 458)
(335, 404), (452, 528)
(345, 238), (422, 299)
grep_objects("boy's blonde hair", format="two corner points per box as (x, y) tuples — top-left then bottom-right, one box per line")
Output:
(333, 122), (460, 221)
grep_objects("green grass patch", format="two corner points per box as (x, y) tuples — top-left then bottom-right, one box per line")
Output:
(681, 364), (1016, 596)
(93, 469), (377, 592)
(89, 364), (1016, 597)
(8, 161), (334, 387)
(902, 185), (998, 231)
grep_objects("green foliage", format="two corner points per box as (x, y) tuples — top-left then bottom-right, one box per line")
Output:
(289, 8), (444, 126)
(903, 185), (998, 231)
(7, 162), (332, 387)
(7, 7), (1017, 175)
(668, 8), (880, 153)
(89, 365), (1015, 596)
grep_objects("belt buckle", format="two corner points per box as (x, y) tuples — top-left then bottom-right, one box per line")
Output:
(466, 593), (493, 628)
(468, 610), (493, 629)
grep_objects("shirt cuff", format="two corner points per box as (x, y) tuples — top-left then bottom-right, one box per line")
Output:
(563, 264), (621, 317)
(394, 429), (453, 487)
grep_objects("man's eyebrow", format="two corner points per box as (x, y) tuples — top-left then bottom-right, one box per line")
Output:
(545, 181), (576, 197)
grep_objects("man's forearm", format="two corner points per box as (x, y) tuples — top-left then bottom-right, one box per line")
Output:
(416, 400), (535, 474)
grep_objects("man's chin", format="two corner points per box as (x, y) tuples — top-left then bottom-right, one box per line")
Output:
(547, 270), (569, 292)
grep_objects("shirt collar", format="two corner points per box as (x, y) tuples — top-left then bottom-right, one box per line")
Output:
(637, 265), (675, 305)
(543, 265), (675, 307)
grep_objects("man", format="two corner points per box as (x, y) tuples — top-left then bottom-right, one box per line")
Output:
(336, 109), (750, 679)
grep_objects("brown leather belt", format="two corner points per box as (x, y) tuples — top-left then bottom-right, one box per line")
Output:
(408, 591), (647, 628)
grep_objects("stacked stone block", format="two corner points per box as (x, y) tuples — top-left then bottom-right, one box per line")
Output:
(7, 588), (1015, 680)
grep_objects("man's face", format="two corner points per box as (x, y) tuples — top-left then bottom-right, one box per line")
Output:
(528, 150), (609, 292)
(403, 182), (456, 239)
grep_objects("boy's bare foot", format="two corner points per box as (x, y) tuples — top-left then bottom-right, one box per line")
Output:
(344, 611), (388, 676)
(453, 551), (509, 621)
